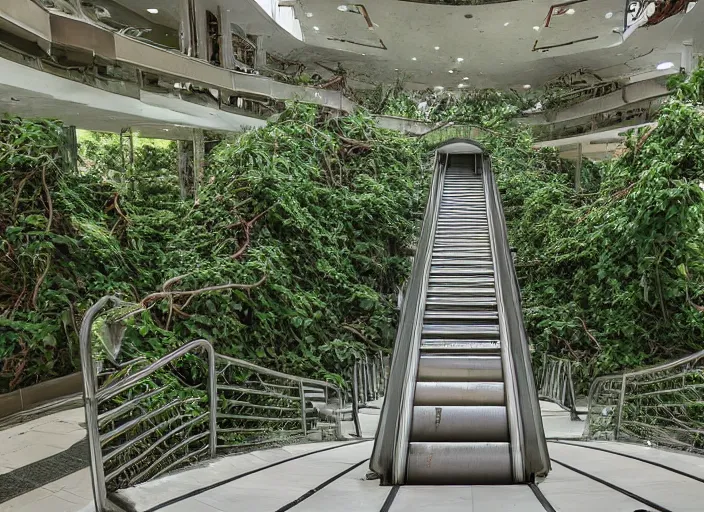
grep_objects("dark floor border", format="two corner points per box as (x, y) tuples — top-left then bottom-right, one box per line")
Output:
(551, 458), (672, 512)
(141, 439), (372, 512)
(529, 483), (557, 512)
(549, 440), (704, 484)
(0, 437), (89, 504)
(379, 485), (400, 512)
(274, 458), (370, 512)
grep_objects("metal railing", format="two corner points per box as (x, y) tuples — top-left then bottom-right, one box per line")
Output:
(586, 349), (704, 453)
(537, 354), (584, 421)
(80, 296), (378, 511)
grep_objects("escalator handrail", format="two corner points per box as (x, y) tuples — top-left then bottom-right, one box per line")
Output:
(484, 165), (551, 480)
(483, 163), (525, 482)
(369, 153), (447, 484)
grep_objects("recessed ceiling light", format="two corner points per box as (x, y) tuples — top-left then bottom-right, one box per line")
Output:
(434, 46), (440, 50)
(605, 11), (613, 19)
(457, 57), (464, 62)
(361, 53), (366, 55)
(306, 12), (314, 17)
(566, 8), (575, 15)
(412, 57), (417, 61)
(434, 86), (444, 91)
(533, 26), (540, 31)
(338, 5), (348, 11)
(448, 70), (454, 73)
(458, 83), (466, 88)
(313, 26), (320, 31)
(657, 61), (675, 70)
(463, 76), (469, 80)
(394, 68), (399, 71)
(146, 8), (158, 14)
(523, 84), (531, 89)
(504, 22), (510, 26)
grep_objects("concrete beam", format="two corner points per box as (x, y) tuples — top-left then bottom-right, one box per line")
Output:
(521, 80), (669, 126)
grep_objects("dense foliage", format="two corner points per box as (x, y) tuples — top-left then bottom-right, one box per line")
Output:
(1, 106), (427, 393)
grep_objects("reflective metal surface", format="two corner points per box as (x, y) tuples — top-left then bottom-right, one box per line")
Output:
(406, 442), (512, 484)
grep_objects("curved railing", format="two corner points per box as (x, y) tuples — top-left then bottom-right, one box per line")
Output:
(81, 296), (383, 511)
(537, 354), (586, 421)
(586, 349), (704, 453)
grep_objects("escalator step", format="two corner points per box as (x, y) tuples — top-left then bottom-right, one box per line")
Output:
(410, 406), (509, 442)
(417, 354), (503, 382)
(414, 381), (505, 406)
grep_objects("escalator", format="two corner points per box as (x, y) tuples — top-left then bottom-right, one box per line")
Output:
(370, 139), (550, 485)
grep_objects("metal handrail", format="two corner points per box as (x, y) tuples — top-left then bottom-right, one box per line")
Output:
(81, 296), (385, 511)
(586, 349), (704, 453)
(369, 151), (445, 484)
(80, 297), (216, 512)
(537, 354), (585, 421)
(485, 163), (550, 480)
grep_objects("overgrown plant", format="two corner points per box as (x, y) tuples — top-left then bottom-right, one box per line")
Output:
(0, 106), (427, 393)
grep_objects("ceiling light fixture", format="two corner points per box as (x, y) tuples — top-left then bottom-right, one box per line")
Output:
(533, 26), (540, 31)
(338, 5), (348, 11)
(458, 83), (466, 88)
(523, 84), (531, 89)
(657, 61), (675, 70)
(448, 70), (454, 73)
(313, 26), (320, 31)
(605, 11), (613, 19)
(147, 8), (158, 14)
(463, 76), (469, 80)
(504, 22), (510, 26)
(306, 12), (314, 18)
(412, 57), (417, 61)
(434, 46), (440, 50)
(566, 8), (575, 15)
(457, 57), (464, 62)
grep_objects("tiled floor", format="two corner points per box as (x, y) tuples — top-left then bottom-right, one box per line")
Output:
(3, 399), (702, 512)
(0, 408), (93, 512)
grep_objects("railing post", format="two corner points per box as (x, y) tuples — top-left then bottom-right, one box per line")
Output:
(299, 381), (307, 437)
(80, 297), (119, 512)
(614, 374), (627, 439)
(207, 347), (217, 458)
(352, 362), (362, 438)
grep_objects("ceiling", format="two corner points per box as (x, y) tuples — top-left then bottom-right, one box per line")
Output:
(108, 0), (702, 90)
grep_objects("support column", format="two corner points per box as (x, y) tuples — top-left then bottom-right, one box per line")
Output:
(219, 7), (235, 70)
(177, 130), (204, 201)
(193, 129), (205, 201)
(178, 0), (194, 57)
(254, 35), (267, 69)
(682, 41), (694, 75)
(193, 2), (208, 61)
(177, 139), (194, 200)
(120, 128), (135, 193)
(61, 125), (78, 174)
(575, 143), (582, 194)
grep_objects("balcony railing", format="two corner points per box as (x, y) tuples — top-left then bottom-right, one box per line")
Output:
(80, 296), (385, 511)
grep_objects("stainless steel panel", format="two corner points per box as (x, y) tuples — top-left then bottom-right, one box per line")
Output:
(414, 382), (505, 406)
(410, 406), (509, 441)
(420, 340), (501, 353)
(417, 355), (503, 382)
(406, 442), (512, 484)
(421, 324), (500, 339)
